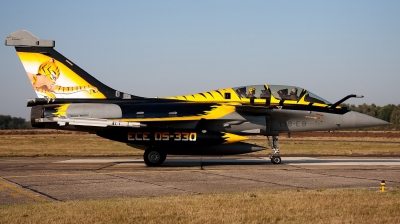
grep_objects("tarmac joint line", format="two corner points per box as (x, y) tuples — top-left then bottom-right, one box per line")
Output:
(0, 178), (48, 203)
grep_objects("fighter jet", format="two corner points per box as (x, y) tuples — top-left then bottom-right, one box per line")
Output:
(5, 30), (390, 166)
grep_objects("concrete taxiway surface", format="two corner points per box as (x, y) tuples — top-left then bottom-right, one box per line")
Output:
(1, 156), (400, 205)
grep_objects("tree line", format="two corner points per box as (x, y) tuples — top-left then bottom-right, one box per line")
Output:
(0, 115), (32, 129)
(1, 103), (399, 130)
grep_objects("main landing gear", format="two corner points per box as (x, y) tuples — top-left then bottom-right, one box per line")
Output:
(144, 147), (166, 166)
(267, 136), (281, 164)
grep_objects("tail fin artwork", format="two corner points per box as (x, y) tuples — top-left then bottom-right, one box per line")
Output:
(5, 30), (137, 101)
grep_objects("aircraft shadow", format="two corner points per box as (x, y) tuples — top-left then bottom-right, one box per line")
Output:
(160, 158), (270, 167)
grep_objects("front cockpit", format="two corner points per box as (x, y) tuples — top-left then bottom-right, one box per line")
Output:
(268, 85), (331, 105)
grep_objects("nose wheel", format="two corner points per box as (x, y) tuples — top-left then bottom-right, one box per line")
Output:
(267, 136), (281, 164)
(270, 155), (281, 164)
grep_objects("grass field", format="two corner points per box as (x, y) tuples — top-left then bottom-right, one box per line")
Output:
(1, 189), (400, 223)
(1, 130), (399, 157)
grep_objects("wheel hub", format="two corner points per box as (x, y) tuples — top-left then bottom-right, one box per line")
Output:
(148, 151), (160, 163)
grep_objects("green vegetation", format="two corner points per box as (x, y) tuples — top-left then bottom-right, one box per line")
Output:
(0, 115), (31, 130)
(1, 189), (399, 223)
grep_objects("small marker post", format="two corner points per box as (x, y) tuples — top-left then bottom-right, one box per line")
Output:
(380, 180), (386, 192)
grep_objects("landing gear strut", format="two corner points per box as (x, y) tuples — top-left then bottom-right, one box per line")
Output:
(267, 136), (281, 164)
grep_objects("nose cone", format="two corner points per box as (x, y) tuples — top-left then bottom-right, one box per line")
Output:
(340, 111), (391, 129)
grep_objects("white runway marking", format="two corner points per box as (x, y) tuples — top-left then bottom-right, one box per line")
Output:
(263, 157), (400, 166)
(57, 157), (400, 166)
(57, 159), (143, 163)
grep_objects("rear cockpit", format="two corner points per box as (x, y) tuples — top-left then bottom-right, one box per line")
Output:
(233, 85), (269, 99)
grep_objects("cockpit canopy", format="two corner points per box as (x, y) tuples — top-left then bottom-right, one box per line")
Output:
(233, 85), (332, 105)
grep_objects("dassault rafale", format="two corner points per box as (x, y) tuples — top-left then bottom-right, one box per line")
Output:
(5, 30), (390, 166)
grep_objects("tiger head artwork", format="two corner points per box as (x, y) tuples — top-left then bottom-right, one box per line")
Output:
(27, 58), (98, 101)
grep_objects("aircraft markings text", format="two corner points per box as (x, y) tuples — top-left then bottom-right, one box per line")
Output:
(128, 132), (197, 142)
(279, 121), (307, 128)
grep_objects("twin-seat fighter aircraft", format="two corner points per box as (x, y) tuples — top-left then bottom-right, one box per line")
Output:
(5, 30), (390, 166)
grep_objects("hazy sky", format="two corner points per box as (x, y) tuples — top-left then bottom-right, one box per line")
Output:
(1, 1), (399, 119)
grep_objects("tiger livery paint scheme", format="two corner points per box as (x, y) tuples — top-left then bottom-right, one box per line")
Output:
(27, 58), (99, 101)
(5, 30), (390, 166)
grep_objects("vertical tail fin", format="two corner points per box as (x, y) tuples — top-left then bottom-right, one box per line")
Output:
(5, 30), (138, 101)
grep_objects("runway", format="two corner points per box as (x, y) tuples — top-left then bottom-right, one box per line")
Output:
(1, 156), (400, 205)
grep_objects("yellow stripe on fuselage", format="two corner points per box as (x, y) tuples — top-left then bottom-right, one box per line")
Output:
(222, 132), (248, 144)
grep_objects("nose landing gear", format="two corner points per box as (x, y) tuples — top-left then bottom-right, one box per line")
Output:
(267, 136), (281, 164)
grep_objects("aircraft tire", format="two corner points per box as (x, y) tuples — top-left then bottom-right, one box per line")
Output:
(144, 148), (166, 166)
(271, 156), (281, 164)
